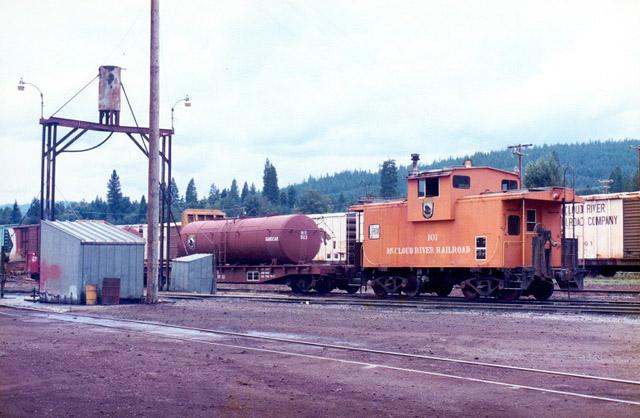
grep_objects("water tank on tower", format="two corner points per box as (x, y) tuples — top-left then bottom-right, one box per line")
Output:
(98, 66), (121, 125)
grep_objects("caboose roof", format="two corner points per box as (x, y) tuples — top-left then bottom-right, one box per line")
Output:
(459, 187), (583, 203)
(408, 165), (517, 179)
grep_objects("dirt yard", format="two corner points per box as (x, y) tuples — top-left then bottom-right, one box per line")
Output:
(1, 291), (639, 417)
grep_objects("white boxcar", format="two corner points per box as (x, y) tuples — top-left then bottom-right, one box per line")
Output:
(564, 192), (640, 273)
(309, 213), (349, 263)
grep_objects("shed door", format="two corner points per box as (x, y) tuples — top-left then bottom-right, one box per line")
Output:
(623, 199), (640, 258)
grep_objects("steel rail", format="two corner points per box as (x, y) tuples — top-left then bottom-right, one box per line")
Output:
(2, 304), (639, 388)
(161, 292), (640, 315)
(0, 307), (638, 407)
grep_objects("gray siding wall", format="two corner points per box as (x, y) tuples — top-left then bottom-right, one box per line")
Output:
(81, 243), (144, 300)
(171, 254), (214, 294)
(40, 222), (82, 303)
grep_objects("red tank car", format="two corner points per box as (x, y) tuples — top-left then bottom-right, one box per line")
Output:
(178, 214), (322, 264)
(177, 214), (358, 293)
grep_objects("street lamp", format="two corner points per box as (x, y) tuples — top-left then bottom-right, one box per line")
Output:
(18, 78), (44, 119)
(171, 95), (191, 132)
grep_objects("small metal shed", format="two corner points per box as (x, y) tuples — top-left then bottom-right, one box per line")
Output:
(170, 253), (215, 294)
(39, 220), (145, 304)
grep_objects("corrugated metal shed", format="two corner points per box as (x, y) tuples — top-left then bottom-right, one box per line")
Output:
(171, 254), (214, 294)
(39, 221), (145, 304)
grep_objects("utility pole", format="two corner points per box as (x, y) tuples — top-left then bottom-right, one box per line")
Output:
(632, 145), (640, 190)
(508, 143), (532, 188)
(598, 179), (613, 194)
(146, 0), (160, 304)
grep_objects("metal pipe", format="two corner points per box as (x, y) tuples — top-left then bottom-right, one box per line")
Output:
(159, 135), (166, 290)
(40, 124), (46, 220)
(51, 124), (58, 220)
(166, 134), (172, 287)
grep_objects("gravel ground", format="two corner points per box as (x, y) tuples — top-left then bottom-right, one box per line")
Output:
(1, 293), (639, 417)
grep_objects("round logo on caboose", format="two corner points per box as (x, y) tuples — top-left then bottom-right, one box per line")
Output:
(187, 235), (196, 249)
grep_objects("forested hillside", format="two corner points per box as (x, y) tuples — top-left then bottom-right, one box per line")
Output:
(293, 139), (639, 201)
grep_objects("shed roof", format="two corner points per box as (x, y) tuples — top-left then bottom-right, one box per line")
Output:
(42, 220), (145, 244)
(174, 253), (213, 262)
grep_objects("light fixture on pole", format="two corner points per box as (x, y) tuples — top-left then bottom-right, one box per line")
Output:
(18, 77), (44, 120)
(171, 95), (191, 132)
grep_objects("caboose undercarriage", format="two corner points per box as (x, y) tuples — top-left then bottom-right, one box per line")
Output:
(363, 266), (583, 301)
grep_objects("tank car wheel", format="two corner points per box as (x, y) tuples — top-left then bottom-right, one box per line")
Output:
(403, 276), (421, 297)
(371, 282), (388, 297)
(290, 276), (314, 293)
(314, 277), (333, 294)
(460, 279), (479, 300)
(499, 289), (522, 301)
(533, 280), (554, 301)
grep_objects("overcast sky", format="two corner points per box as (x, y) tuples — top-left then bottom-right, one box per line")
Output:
(1, 0), (639, 205)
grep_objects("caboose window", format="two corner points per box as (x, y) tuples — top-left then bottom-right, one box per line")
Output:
(369, 224), (380, 240)
(527, 209), (537, 232)
(247, 271), (260, 281)
(502, 180), (518, 191)
(475, 236), (487, 260)
(507, 215), (520, 236)
(418, 178), (439, 197)
(453, 175), (470, 189)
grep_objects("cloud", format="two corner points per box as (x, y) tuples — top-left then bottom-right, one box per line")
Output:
(1, 0), (639, 204)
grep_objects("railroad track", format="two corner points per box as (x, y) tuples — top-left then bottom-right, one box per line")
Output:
(160, 290), (640, 315)
(1, 305), (638, 408)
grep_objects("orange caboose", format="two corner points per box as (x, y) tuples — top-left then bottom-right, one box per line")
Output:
(351, 155), (584, 300)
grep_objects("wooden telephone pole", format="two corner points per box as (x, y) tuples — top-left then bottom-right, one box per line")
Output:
(599, 179), (613, 194)
(508, 143), (532, 188)
(146, 0), (160, 303)
(632, 145), (640, 190)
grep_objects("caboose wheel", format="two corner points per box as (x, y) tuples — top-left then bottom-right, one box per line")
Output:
(435, 283), (453, 297)
(371, 282), (388, 297)
(499, 289), (522, 301)
(460, 279), (479, 300)
(533, 280), (554, 301)
(403, 277), (421, 297)
(345, 286), (360, 294)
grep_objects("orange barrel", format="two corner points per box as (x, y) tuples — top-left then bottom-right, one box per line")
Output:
(86, 284), (97, 305)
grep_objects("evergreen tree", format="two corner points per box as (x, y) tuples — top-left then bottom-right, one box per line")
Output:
(0, 207), (10, 224)
(10, 201), (22, 223)
(523, 153), (561, 188)
(241, 182), (250, 202)
(207, 183), (220, 208)
(24, 198), (40, 224)
(106, 170), (123, 221)
(279, 190), (288, 207)
(379, 159), (398, 198)
(185, 178), (198, 207)
(627, 171), (640, 192)
(287, 185), (297, 208)
(91, 196), (108, 220)
(229, 179), (240, 204)
(138, 195), (148, 222)
(168, 177), (182, 216)
(263, 159), (280, 204)
(298, 189), (331, 214)
(609, 166), (624, 193)
(250, 183), (257, 195)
